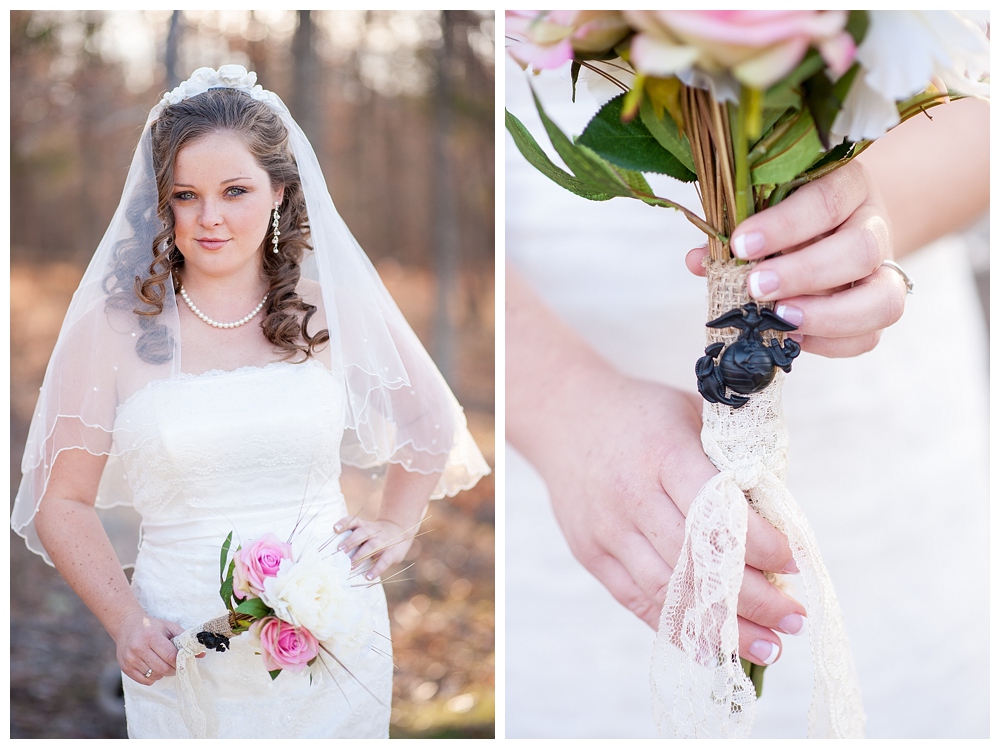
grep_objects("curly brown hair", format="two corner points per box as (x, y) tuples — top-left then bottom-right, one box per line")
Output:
(103, 87), (329, 364)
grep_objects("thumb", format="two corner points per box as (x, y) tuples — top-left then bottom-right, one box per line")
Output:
(685, 245), (709, 277)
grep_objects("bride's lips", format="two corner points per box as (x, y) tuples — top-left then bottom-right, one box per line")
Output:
(196, 237), (229, 250)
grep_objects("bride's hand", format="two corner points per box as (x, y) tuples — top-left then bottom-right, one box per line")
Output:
(526, 364), (806, 666)
(507, 265), (806, 666)
(113, 610), (184, 685)
(686, 159), (908, 358)
(334, 517), (416, 581)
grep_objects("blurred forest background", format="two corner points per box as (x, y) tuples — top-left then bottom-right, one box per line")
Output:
(10, 9), (495, 739)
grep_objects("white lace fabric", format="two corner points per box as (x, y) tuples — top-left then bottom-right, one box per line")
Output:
(652, 261), (866, 738)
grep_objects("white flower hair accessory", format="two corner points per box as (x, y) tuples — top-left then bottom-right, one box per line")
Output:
(153, 64), (285, 117)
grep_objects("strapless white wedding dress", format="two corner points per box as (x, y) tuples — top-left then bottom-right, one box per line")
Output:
(114, 360), (391, 738)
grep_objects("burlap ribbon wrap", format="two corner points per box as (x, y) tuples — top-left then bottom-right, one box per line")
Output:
(650, 260), (866, 738)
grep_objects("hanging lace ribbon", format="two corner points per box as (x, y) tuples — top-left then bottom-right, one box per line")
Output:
(171, 614), (236, 739)
(650, 260), (866, 738)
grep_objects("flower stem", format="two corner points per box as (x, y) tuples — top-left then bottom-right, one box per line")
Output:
(734, 87), (755, 224)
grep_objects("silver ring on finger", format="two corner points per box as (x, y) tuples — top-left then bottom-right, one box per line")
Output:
(880, 260), (914, 294)
(144, 668), (153, 679)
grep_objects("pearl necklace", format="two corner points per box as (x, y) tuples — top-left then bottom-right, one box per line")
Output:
(179, 285), (268, 329)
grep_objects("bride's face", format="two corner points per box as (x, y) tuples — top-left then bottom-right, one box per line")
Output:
(170, 131), (283, 280)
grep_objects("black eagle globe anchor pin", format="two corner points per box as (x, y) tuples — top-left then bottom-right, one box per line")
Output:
(696, 302), (802, 409)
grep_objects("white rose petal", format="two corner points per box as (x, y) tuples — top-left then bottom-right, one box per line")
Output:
(260, 550), (374, 659)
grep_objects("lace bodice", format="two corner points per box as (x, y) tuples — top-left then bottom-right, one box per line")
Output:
(113, 360), (344, 525)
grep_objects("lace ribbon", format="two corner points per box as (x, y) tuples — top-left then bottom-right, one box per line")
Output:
(651, 260), (866, 738)
(171, 614), (236, 739)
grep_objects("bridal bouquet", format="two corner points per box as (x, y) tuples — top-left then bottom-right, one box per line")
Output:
(506, 10), (988, 739)
(171, 527), (380, 738)
(214, 531), (375, 679)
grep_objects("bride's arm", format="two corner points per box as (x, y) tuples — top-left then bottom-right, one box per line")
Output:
(506, 265), (806, 666)
(335, 464), (439, 581)
(34, 448), (184, 684)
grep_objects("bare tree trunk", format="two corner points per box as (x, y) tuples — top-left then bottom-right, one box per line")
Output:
(291, 10), (317, 146)
(431, 10), (458, 386)
(164, 11), (182, 89)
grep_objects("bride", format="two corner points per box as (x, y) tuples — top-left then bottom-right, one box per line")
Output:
(11, 65), (489, 739)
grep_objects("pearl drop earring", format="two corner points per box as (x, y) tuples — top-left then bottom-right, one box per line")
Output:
(271, 201), (281, 254)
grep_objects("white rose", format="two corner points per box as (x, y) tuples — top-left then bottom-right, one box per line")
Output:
(260, 550), (373, 656)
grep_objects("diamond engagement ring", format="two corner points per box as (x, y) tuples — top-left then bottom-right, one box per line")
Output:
(880, 260), (914, 294)
(145, 668), (153, 678)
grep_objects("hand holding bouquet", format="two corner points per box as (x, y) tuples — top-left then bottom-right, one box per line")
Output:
(506, 9), (988, 739)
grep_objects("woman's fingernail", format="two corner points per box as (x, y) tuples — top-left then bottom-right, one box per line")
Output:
(787, 333), (804, 344)
(749, 639), (780, 665)
(366, 572), (374, 580)
(732, 232), (765, 259)
(775, 304), (804, 327)
(782, 557), (800, 574)
(337, 544), (345, 551)
(334, 524), (342, 532)
(748, 270), (780, 299)
(777, 613), (807, 636)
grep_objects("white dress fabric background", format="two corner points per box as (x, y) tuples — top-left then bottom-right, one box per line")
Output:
(504, 58), (988, 739)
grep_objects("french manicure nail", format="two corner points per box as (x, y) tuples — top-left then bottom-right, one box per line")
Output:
(777, 613), (807, 636)
(732, 232), (765, 259)
(775, 304), (804, 327)
(787, 333), (804, 344)
(782, 557), (800, 574)
(749, 270), (780, 299)
(334, 524), (342, 532)
(366, 572), (374, 580)
(749, 639), (780, 665)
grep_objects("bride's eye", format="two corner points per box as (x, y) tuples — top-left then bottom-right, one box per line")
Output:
(172, 191), (195, 202)
(226, 186), (249, 198)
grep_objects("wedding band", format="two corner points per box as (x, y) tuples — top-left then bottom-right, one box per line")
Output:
(144, 668), (153, 678)
(880, 260), (914, 295)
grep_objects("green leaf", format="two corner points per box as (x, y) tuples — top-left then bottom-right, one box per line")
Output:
(805, 138), (855, 173)
(269, 669), (281, 681)
(570, 61), (581, 103)
(638, 97), (695, 174)
(762, 49), (822, 110)
(577, 94), (696, 180)
(750, 108), (823, 185)
(235, 597), (273, 619)
(220, 578), (234, 609)
(528, 88), (645, 198)
(613, 163), (654, 195)
(803, 63), (860, 149)
(846, 10), (869, 45)
(505, 108), (616, 201)
(220, 532), (233, 581)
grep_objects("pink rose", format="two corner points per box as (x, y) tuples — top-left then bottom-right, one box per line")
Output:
(252, 616), (319, 674)
(233, 533), (293, 600)
(626, 10), (855, 89)
(506, 11), (630, 70)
